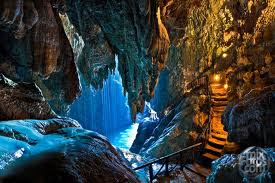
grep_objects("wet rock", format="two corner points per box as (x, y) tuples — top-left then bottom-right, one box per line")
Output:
(130, 121), (158, 154)
(138, 97), (202, 158)
(207, 148), (275, 183)
(0, 74), (56, 120)
(0, 118), (139, 183)
(222, 85), (275, 147)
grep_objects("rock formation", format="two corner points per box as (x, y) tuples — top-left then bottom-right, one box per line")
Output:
(65, 0), (170, 120)
(0, 74), (56, 120)
(207, 148), (274, 183)
(132, 96), (206, 158)
(0, 118), (139, 183)
(223, 85), (275, 147)
(0, 0), (81, 114)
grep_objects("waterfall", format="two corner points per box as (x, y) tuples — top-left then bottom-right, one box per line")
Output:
(69, 55), (131, 136)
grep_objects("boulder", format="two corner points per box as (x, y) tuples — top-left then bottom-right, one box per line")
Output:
(138, 97), (201, 159)
(0, 118), (139, 183)
(222, 85), (275, 147)
(130, 121), (159, 154)
(207, 148), (275, 183)
(0, 74), (57, 120)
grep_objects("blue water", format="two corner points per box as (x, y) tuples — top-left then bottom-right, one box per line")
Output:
(108, 123), (139, 149)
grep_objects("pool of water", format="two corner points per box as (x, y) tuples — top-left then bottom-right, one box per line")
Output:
(107, 123), (139, 149)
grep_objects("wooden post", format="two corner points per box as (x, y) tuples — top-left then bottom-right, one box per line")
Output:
(149, 164), (154, 182)
(165, 158), (169, 176)
(180, 153), (184, 170)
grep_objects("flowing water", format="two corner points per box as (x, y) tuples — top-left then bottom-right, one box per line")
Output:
(107, 123), (139, 149)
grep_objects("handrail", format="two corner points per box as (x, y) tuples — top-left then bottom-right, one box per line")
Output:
(133, 143), (203, 182)
(186, 75), (208, 92)
(133, 143), (202, 170)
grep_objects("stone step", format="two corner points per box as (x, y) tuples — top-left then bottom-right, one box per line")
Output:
(211, 106), (226, 112)
(208, 137), (226, 146)
(211, 123), (225, 128)
(211, 128), (227, 135)
(202, 152), (220, 160)
(205, 144), (223, 153)
(210, 100), (228, 106)
(210, 132), (227, 140)
(211, 112), (223, 117)
(211, 95), (228, 101)
(210, 84), (225, 89)
(211, 88), (227, 94)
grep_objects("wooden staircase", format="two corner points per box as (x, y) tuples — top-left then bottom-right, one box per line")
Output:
(201, 83), (228, 162)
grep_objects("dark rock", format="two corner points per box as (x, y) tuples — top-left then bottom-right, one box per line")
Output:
(222, 85), (275, 147)
(207, 148), (275, 183)
(0, 74), (57, 120)
(0, 118), (139, 183)
(130, 121), (158, 154)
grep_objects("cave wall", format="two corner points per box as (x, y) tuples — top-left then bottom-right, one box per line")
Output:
(0, 0), (81, 115)
(158, 0), (274, 103)
(130, 0), (274, 157)
(65, 0), (170, 121)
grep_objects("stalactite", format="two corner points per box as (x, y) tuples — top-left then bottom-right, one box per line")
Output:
(69, 56), (131, 136)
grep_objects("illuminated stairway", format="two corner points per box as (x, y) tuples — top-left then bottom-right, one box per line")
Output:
(201, 82), (228, 161)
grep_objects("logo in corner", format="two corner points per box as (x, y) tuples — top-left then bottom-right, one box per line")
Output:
(238, 146), (271, 180)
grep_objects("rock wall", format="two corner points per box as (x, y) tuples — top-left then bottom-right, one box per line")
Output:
(131, 95), (206, 158)
(152, 0), (274, 112)
(0, 0), (81, 114)
(223, 85), (275, 147)
(131, 0), (274, 158)
(0, 74), (56, 120)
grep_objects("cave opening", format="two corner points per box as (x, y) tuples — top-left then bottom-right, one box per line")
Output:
(68, 55), (145, 149)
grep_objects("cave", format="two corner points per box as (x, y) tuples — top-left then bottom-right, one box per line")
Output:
(0, 0), (274, 183)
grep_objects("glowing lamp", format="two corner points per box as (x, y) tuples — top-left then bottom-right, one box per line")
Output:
(222, 53), (228, 58)
(214, 74), (221, 82)
(224, 83), (229, 89)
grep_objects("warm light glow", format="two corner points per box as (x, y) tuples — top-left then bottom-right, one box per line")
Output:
(214, 74), (221, 82)
(224, 83), (228, 89)
(222, 53), (228, 58)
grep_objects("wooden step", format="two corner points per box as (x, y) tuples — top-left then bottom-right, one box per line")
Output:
(205, 144), (223, 153)
(202, 152), (220, 160)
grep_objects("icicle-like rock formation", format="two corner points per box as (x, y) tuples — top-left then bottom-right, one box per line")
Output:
(65, 0), (170, 120)
(0, 0), (81, 114)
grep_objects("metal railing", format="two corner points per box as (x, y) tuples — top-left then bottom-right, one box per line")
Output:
(133, 143), (205, 182)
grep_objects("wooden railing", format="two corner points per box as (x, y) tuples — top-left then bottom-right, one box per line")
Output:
(133, 143), (204, 182)
(186, 75), (209, 92)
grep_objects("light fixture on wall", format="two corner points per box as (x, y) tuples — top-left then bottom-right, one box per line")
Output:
(214, 74), (221, 82)
(222, 53), (228, 58)
(224, 83), (229, 90)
